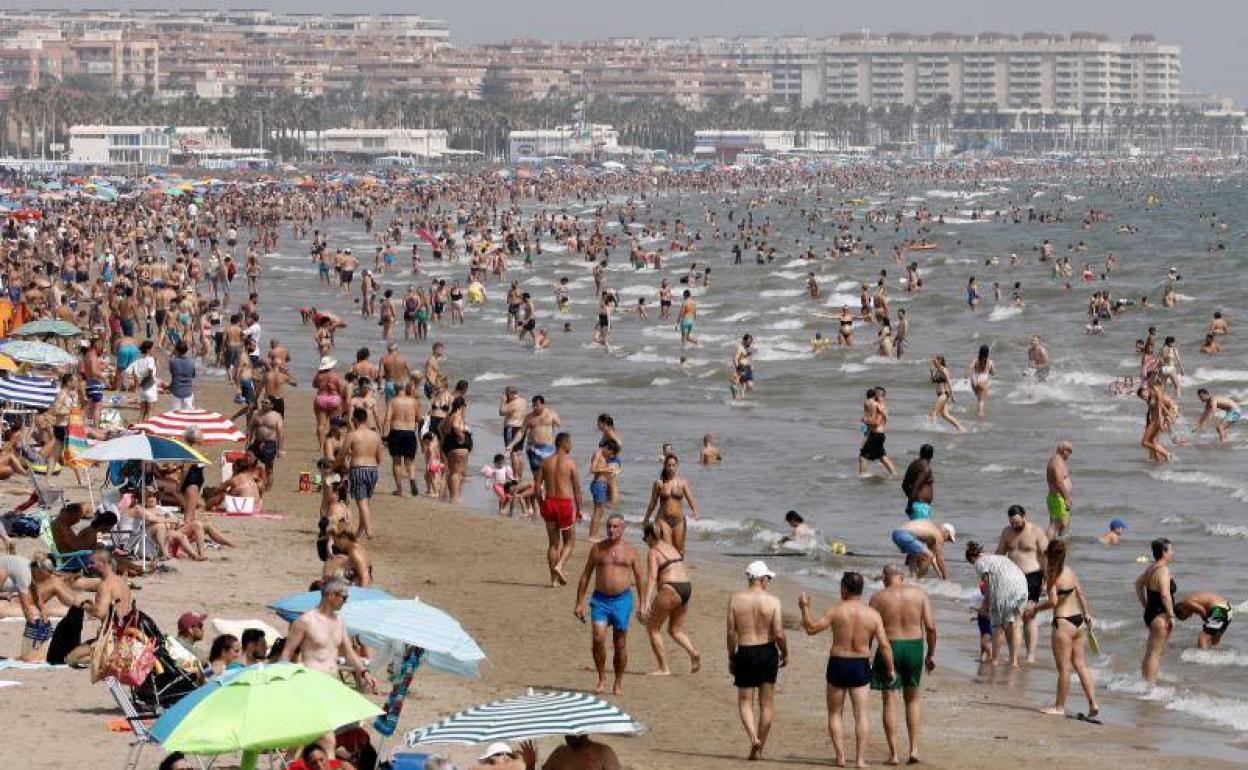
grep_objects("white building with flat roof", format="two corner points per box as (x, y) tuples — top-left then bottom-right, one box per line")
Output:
(68, 125), (171, 165)
(508, 124), (619, 159)
(302, 128), (449, 158)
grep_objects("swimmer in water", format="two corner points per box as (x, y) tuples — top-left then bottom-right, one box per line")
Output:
(812, 332), (831, 353)
(778, 510), (816, 546)
(1098, 518), (1126, 546)
(699, 434), (722, 466)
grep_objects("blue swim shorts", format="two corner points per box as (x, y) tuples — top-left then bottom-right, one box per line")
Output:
(590, 590), (634, 631)
(590, 478), (609, 506)
(892, 528), (926, 556)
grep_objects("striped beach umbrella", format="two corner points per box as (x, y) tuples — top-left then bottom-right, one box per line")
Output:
(131, 409), (245, 444)
(0, 339), (76, 367)
(405, 689), (646, 747)
(79, 433), (209, 463)
(0, 373), (58, 408)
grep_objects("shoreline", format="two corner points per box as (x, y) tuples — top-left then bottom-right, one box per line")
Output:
(0, 382), (1233, 769)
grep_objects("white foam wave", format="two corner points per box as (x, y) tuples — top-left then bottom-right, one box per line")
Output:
(650, 377), (672, 386)
(767, 318), (805, 330)
(550, 376), (604, 388)
(1190, 367), (1248, 385)
(924, 581), (981, 601)
(473, 372), (509, 382)
(1148, 470), (1248, 501)
(1180, 648), (1248, 668)
(625, 350), (680, 365)
(719, 311), (757, 323)
(987, 305), (1022, 321)
(1206, 523), (1248, 539)
(759, 288), (803, 298)
(839, 363), (868, 373)
(834, 281), (860, 292)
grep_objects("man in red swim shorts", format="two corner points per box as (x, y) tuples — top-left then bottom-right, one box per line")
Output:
(537, 432), (582, 587)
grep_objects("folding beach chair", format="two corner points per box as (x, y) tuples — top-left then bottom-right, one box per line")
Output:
(36, 512), (93, 572)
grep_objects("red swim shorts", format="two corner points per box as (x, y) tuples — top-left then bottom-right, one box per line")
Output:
(540, 497), (576, 530)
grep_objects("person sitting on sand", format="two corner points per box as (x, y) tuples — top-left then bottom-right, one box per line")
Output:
(50, 503), (112, 570)
(205, 456), (265, 513)
(517, 735), (620, 770)
(323, 523), (372, 587)
(0, 439), (28, 480)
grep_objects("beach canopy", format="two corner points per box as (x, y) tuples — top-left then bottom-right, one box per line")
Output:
(10, 319), (84, 338)
(131, 409), (245, 444)
(0, 374), (57, 408)
(406, 689), (646, 746)
(269, 595), (484, 678)
(0, 339), (77, 367)
(150, 663), (380, 765)
(80, 433), (208, 463)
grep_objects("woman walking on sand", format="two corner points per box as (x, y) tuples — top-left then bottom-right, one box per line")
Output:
(640, 524), (700, 676)
(1027, 540), (1099, 719)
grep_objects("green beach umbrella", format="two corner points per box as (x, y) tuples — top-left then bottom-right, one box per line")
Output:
(150, 663), (381, 768)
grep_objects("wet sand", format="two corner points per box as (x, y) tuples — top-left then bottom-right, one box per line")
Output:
(0, 382), (1227, 769)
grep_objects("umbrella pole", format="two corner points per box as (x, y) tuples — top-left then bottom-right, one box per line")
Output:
(372, 645), (425, 760)
(139, 462), (149, 571)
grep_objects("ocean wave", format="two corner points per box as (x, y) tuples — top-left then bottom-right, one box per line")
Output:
(924, 581), (981, 601)
(772, 270), (808, 280)
(624, 350), (680, 365)
(759, 288), (804, 298)
(473, 372), (510, 382)
(767, 318), (806, 330)
(840, 363), (868, 373)
(824, 293), (860, 307)
(550, 376), (604, 387)
(1190, 367), (1248, 385)
(987, 305), (1022, 321)
(719, 311), (757, 323)
(1180, 648), (1248, 668)
(1206, 523), (1248, 539)
(834, 281), (860, 292)
(1148, 470), (1248, 501)
(650, 377), (672, 386)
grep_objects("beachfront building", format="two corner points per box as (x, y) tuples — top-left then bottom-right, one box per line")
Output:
(508, 124), (620, 160)
(693, 130), (796, 162)
(68, 125), (171, 165)
(301, 128), (450, 160)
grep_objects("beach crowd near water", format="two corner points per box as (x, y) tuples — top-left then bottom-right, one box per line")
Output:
(0, 154), (1245, 768)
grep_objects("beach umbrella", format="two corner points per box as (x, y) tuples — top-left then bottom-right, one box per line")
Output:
(0, 339), (77, 366)
(268, 586), (394, 622)
(0, 354), (18, 372)
(0, 374), (58, 409)
(150, 663), (381, 769)
(131, 409), (246, 444)
(406, 689), (646, 747)
(10, 318), (84, 338)
(79, 433), (209, 463)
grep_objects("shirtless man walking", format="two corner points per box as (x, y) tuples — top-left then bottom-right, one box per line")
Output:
(382, 380), (421, 496)
(537, 432), (582, 587)
(573, 514), (643, 695)
(800, 572), (895, 769)
(869, 564), (936, 765)
(859, 388), (896, 476)
(996, 504), (1049, 664)
(727, 561), (788, 761)
(498, 386), (527, 480)
(280, 577), (376, 752)
(510, 395), (562, 478)
(336, 406), (384, 538)
(1046, 441), (1074, 538)
(379, 342), (411, 403)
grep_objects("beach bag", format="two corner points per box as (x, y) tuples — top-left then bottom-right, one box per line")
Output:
(88, 607), (117, 684)
(108, 612), (157, 687)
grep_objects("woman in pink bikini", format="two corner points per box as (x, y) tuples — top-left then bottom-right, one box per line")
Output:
(312, 357), (348, 447)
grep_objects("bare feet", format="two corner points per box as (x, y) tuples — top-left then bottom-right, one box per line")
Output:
(1087, 704), (1100, 719)
(552, 567), (568, 586)
(1039, 706), (1065, 716)
(612, 681), (623, 696)
(593, 679), (606, 694)
(907, 757), (922, 765)
(690, 652), (701, 674)
(886, 757), (901, 766)
(647, 669), (672, 677)
(748, 743), (763, 761)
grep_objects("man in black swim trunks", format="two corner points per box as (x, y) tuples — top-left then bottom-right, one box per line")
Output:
(800, 572), (894, 768)
(727, 561), (788, 761)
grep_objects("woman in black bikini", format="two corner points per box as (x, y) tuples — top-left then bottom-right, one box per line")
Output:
(1029, 540), (1098, 718)
(837, 306), (854, 346)
(643, 454), (700, 555)
(1135, 537), (1176, 683)
(439, 396), (473, 504)
(927, 355), (964, 432)
(640, 524), (700, 676)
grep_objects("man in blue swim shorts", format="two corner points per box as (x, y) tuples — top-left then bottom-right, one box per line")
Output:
(891, 519), (955, 580)
(514, 395), (562, 474)
(901, 444), (935, 521)
(574, 514), (643, 695)
(1196, 388), (1241, 444)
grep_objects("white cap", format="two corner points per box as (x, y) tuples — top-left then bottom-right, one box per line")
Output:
(478, 742), (515, 761)
(745, 560), (775, 580)
(318, 356), (337, 371)
(941, 522), (957, 542)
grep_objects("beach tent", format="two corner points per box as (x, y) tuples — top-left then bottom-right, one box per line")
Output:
(150, 663), (380, 770)
(0, 373), (57, 409)
(406, 689), (646, 746)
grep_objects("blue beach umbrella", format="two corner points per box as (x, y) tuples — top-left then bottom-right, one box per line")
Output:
(0, 339), (77, 367)
(79, 433), (209, 463)
(268, 586), (394, 622)
(0, 374), (58, 409)
(406, 689), (646, 747)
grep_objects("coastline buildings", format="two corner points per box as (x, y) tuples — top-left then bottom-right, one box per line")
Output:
(0, 11), (1189, 115)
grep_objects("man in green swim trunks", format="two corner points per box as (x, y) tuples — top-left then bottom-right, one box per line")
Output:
(1045, 440), (1074, 538)
(869, 564), (936, 765)
(677, 289), (697, 346)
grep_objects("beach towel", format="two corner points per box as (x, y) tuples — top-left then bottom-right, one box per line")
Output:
(0, 660), (65, 670)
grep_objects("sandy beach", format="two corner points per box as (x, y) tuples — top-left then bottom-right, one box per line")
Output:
(0, 381), (1231, 769)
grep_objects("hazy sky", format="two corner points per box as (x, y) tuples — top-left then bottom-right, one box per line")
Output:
(28, 1), (1248, 103)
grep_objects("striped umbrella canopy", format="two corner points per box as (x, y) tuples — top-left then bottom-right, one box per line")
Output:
(0, 374), (58, 408)
(0, 339), (76, 367)
(10, 318), (84, 338)
(79, 433), (209, 463)
(406, 689), (646, 746)
(131, 409), (245, 444)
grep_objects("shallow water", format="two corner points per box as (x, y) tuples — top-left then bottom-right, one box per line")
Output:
(253, 171), (1248, 757)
